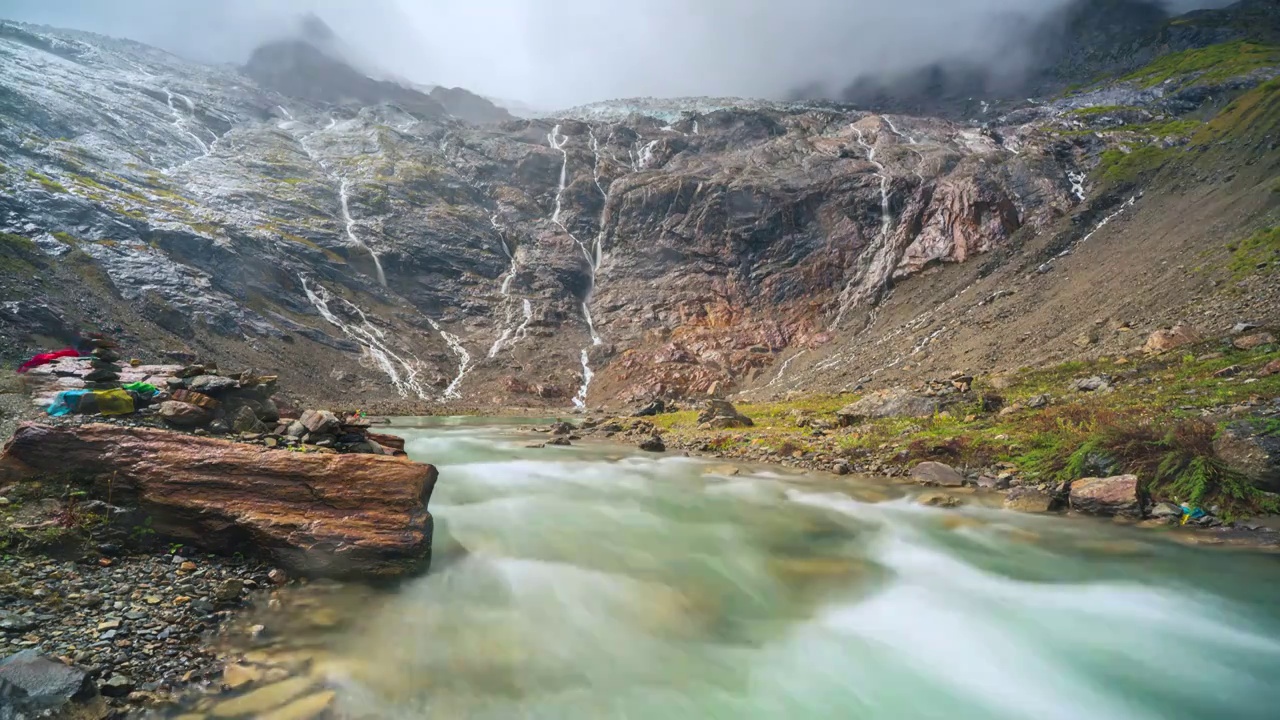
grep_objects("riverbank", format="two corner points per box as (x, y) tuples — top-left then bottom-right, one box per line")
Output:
(580, 328), (1280, 526)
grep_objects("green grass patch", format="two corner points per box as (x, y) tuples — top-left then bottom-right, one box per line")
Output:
(1070, 105), (1139, 117)
(644, 339), (1280, 516)
(1118, 118), (1202, 137)
(24, 169), (67, 194)
(1194, 78), (1280, 145)
(1122, 41), (1280, 89)
(1226, 225), (1280, 277)
(1097, 145), (1179, 184)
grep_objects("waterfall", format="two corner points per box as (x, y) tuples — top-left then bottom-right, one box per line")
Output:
(299, 275), (429, 400)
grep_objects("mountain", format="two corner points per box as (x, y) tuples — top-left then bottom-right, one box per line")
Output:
(834, 0), (1280, 119)
(0, 4), (1277, 414)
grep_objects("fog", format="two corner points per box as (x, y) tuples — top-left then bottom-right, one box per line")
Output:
(0, 0), (1240, 109)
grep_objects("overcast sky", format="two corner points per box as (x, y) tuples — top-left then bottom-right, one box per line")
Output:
(0, 0), (1237, 109)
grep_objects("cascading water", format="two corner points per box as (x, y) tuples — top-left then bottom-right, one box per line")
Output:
(572, 348), (595, 410)
(831, 125), (894, 330)
(1055, 196), (1138, 261)
(488, 213), (526, 358)
(286, 114), (387, 288)
(429, 318), (472, 400)
(547, 123), (607, 408)
(339, 177), (387, 287)
(299, 275), (430, 400)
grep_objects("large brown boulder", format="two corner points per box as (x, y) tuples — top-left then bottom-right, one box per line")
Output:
(1142, 325), (1201, 355)
(1069, 474), (1144, 518)
(0, 423), (437, 578)
(837, 388), (939, 425)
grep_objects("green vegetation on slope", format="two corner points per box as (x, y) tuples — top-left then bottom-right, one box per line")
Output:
(1093, 77), (1280, 186)
(1227, 225), (1280, 277)
(1194, 77), (1280, 144)
(653, 340), (1280, 517)
(24, 169), (67, 194)
(1122, 41), (1280, 88)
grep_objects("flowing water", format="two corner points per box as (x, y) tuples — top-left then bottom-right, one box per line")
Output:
(235, 419), (1280, 719)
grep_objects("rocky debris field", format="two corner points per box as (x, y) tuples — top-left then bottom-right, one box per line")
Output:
(0, 550), (275, 717)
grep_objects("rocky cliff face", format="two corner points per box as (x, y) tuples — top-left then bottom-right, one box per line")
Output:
(0, 9), (1275, 412)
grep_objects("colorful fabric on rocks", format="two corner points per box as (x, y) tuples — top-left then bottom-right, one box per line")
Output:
(94, 389), (135, 416)
(45, 388), (136, 416)
(121, 381), (159, 396)
(46, 389), (90, 417)
(18, 348), (80, 373)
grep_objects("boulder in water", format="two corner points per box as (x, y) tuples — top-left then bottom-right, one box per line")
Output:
(639, 435), (666, 452)
(1004, 487), (1057, 513)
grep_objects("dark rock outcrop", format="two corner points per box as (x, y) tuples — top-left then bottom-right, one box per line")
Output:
(0, 423), (437, 578)
(1215, 422), (1280, 493)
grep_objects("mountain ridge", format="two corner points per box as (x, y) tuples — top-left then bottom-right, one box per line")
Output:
(0, 3), (1276, 414)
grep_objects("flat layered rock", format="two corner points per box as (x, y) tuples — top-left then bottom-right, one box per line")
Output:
(0, 423), (437, 578)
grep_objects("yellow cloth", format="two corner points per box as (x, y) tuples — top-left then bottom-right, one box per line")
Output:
(93, 388), (135, 416)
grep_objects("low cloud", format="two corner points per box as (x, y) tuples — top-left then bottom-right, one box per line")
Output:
(0, 0), (1238, 109)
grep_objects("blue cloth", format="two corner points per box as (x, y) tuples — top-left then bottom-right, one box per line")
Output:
(46, 389), (90, 416)
(1180, 504), (1206, 520)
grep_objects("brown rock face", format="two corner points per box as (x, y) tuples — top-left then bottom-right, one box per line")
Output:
(158, 400), (211, 427)
(1142, 325), (1201, 354)
(1069, 474), (1143, 518)
(0, 423), (436, 578)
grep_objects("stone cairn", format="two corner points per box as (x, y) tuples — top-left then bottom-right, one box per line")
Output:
(83, 333), (122, 386)
(23, 345), (405, 456)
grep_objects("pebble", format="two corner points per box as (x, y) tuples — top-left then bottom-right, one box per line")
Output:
(0, 552), (272, 713)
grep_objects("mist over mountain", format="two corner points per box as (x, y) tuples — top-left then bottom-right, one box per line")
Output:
(0, 0), (1241, 109)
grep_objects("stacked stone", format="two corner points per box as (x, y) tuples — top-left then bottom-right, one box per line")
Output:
(83, 334), (122, 387)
